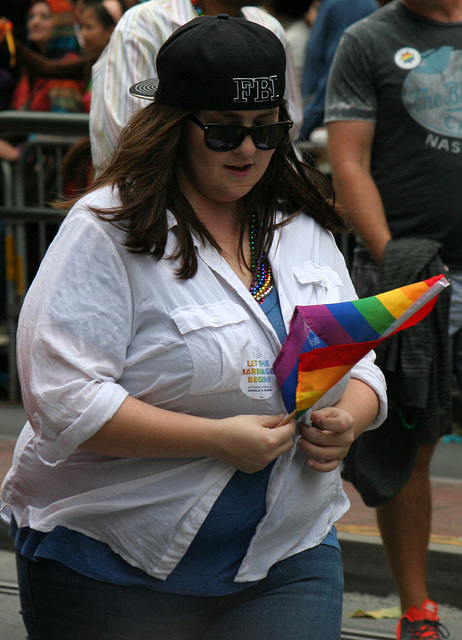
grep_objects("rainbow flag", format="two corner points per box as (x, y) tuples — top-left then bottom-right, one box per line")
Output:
(274, 274), (449, 419)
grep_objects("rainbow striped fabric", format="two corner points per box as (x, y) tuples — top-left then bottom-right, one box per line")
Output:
(274, 274), (449, 419)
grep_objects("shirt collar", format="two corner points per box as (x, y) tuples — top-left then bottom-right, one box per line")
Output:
(166, 209), (178, 231)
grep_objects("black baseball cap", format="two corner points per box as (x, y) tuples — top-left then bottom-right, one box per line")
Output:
(129, 14), (286, 111)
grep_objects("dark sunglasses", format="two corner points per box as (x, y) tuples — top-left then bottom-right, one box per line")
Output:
(189, 114), (293, 151)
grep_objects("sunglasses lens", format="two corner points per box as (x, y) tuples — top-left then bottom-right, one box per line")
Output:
(204, 125), (243, 151)
(202, 122), (293, 151)
(253, 123), (290, 150)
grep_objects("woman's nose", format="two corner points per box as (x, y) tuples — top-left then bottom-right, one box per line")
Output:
(236, 133), (257, 155)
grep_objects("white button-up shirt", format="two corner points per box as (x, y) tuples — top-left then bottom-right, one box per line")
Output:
(89, 0), (304, 172)
(1, 186), (386, 582)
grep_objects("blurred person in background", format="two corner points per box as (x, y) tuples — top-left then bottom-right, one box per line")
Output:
(266, 0), (320, 86)
(62, 0), (123, 194)
(11, 0), (82, 109)
(0, 0), (83, 161)
(79, 0), (123, 109)
(0, 0), (126, 104)
(325, 0), (460, 637)
(0, 0), (85, 292)
(73, 0), (134, 27)
(299, 0), (378, 142)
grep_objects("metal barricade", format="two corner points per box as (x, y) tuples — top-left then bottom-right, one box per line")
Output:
(0, 111), (89, 400)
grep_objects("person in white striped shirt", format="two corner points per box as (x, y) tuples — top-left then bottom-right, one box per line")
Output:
(89, 0), (303, 172)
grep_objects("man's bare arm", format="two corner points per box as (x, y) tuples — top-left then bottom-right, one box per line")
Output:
(327, 119), (391, 265)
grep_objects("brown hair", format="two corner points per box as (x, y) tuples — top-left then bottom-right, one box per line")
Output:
(60, 101), (348, 278)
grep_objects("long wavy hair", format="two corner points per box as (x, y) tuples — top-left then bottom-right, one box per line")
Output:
(61, 101), (348, 279)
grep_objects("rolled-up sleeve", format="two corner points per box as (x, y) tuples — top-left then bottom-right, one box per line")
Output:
(17, 208), (132, 464)
(350, 351), (387, 430)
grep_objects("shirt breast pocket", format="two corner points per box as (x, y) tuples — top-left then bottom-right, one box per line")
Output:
(293, 261), (344, 303)
(170, 301), (252, 396)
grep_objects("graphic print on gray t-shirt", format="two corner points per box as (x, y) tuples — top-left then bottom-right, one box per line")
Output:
(402, 45), (462, 140)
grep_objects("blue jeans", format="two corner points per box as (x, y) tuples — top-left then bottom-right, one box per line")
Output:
(16, 544), (343, 640)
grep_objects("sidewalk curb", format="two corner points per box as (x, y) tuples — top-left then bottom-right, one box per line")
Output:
(1, 520), (461, 610)
(340, 533), (462, 610)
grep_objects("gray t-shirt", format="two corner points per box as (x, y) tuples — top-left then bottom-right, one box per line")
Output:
(325, 0), (462, 268)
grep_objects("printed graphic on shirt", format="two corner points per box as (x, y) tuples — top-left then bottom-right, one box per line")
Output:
(401, 46), (462, 146)
(240, 344), (278, 399)
(394, 47), (421, 69)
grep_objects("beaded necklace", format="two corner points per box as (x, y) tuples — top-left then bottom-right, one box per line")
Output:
(190, 0), (204, 16)
(249, 210), (273, 304)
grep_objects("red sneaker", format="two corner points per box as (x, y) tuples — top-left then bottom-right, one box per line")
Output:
(396, 599), (450, 639)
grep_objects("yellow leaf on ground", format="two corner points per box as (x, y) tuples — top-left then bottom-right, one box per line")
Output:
(349, 606), (401, 619)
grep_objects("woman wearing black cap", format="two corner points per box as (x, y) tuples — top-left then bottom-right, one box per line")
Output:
(1, 15), (386, 640)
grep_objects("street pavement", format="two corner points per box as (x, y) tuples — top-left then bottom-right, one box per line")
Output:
(0, 404), (460, 639)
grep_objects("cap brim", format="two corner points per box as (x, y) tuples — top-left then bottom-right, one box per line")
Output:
(129, 79), (159, 100)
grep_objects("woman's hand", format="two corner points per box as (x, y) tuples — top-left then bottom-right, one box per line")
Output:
(297, 377), (381, 473)
(82, 396), (296, 473)
(214, 414), (296, 473)
(298, 407), (356, 473)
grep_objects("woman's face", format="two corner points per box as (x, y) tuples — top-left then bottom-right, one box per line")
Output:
(177, 108), (279, 212)
(80, 7), (114, 58)
(27, 2), (53, 52)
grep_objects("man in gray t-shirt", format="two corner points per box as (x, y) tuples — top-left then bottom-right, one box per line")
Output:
(325, 1), (462, 638)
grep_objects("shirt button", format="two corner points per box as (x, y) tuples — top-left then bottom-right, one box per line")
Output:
(211, 316), (220, 324)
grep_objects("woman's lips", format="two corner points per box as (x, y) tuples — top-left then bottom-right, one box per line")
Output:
(225, 164), (252, 177)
